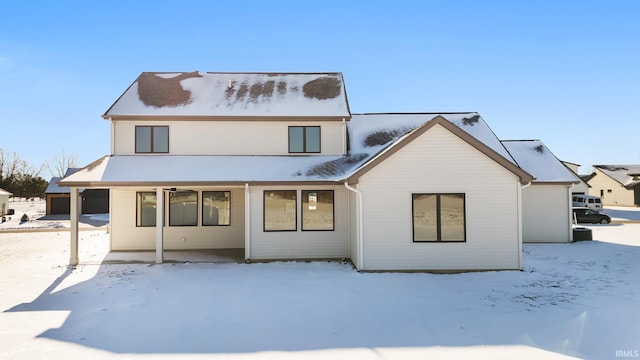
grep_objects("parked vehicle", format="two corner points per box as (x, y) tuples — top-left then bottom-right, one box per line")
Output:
(572, 207), (611, 224)
(572, 194), (603, 211)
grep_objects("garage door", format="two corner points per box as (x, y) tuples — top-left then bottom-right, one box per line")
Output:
(50, 197), (70, 215)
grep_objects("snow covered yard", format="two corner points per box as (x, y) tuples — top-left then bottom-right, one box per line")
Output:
(1, 225), (639, 359)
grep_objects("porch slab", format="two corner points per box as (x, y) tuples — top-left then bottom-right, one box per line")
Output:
(100, 249), (245, 265)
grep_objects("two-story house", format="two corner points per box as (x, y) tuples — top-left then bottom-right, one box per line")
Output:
(60, 71), (534, 271)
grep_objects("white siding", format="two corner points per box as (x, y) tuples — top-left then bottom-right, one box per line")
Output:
(588, 169), (635, 206)
(522, 185), (571, 243)
(113, 120), (344, 156)
(248, 185), (349, 260)
(110, 188), (244, 250)
(357, 124), (521, 271)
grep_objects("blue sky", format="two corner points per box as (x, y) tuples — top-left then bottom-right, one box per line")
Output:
(1, 0), (638, 176)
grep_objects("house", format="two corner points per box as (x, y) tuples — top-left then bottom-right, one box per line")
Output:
(502, 140), (579, 243)
(588, 165), (640, 206)
(561, 161), (590, 195)
(59, 71), (534, 271)
(46, 168), (109, 215)
(0, 188), (12, 216)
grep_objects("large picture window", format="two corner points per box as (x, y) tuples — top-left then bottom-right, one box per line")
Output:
(264, 190), (297, 231)
(202, 191), (230, 226)
(412, 193), (465, 242)
(136, 192), (157, 227)
(289, 126), (320, 153)
(302, 190), (334, 231)
(169, 190), (198, 226)
(136, 126), (169, 153)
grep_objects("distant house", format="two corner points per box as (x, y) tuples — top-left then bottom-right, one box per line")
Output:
(503, 140), (579, 243)
(588, 165), (640, 206)
(0, 188), (12, 216)
(59, 71), (552, 270)
(561, 161), (590, 195)
(46, 168), (109, 215)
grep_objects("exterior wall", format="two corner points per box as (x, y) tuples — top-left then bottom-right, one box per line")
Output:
(110, 187), (245, 250)
(46, 193), (70, 215)
(522, 184), (571, 243)
(112, 120), (345, 156)
(356, 124), (522, 271)
(0, 194), (9, 216)
(570, 181), (589, 196)
(588, 169), (635, 206)
(248, 185), (350, 260)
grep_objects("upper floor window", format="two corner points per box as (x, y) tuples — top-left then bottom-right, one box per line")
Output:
(289, 126), (320, 153)
(136, 126), (169, 153)
(412, 193), (466, 242)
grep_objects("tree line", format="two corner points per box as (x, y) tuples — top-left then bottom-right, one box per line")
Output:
(0, 149), (77, 199)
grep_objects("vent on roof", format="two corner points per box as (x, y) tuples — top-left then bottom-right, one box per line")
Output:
(534, 145), (544, 153)
(462, 114), (480, 126)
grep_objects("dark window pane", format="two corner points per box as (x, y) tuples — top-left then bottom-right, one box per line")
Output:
(153, 127), (169, 153)
(203, 191), (230, 226)
(305, 127), (320, 153)
(169, 191), (198, 226)
(137, 192), (157, 227)
(136, 127), (151, 153)
(264, 190), (297, 231)
(302, 190), (334, 230)
(289, 127), (304, 153)
(440, 194), (465, 241)
(413, 194), (437, 241)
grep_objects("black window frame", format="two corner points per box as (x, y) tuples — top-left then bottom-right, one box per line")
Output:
(301, 190), (335, 231)
(412, 193), (466, 243)
(202, 191), (231, 226)
(263, 190), (298, 232)
(288, 126), (321, 153)
(135, 126), (169, 154)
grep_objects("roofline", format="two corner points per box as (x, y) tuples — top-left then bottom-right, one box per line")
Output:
(102, 74), (141, 119)
(592, 167), (625, 186)
(352, 112), (478, 115)
(104, 115), (351, 121)
(347, 115), (534, 184)
(530, 181), (581, 185)
(57, 180), (345, 188)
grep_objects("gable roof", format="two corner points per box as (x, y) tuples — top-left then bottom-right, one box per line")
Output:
(103, 72), (351, 119)
(46, 169), (81, 194)
(501, 140), (579, 184)
(594, 165), (640, 188)
(347, 115), (532, 183)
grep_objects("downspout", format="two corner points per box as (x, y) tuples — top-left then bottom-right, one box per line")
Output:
(341, 118), (347, 155)
(568, 184), (575, 242)
(344, 182), (363, 270)
(518, 181), (532, 270)
(244, 183), (251, 261)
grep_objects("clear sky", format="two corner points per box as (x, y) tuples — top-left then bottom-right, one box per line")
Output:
(1, 0), (638, 176)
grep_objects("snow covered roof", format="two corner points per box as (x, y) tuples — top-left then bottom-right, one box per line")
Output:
(46, 169), (81, 194)
(594, 165), (640, 188)
(502, 140), (579, 183)
(0, 188), (12, 196)
(104, 72), (351, 118)
(61, 113), (533, 187)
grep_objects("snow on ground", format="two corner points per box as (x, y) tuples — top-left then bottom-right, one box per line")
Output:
(0, 199), (108, 230)
(0, 213), (639, 359)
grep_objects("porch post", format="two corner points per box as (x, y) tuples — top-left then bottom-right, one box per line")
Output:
(155, 187), (164, 264)
(69, 187), (79, 266)
(244, 183), (251, 261)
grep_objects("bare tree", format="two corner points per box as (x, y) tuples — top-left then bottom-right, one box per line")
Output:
(46, 149), (78, 178)
(0, 148), (43, 180)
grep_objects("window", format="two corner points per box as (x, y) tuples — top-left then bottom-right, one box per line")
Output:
(136, 192), (157, 227)
(169, 190), (198, 226)
(136, 126), (169, 153)
(302, 190), (334, 231)
(264, 190), (297, 231)
(412, 193), (465, 242)
(289, 126), (320, 153)
(202, 191), (230, 226)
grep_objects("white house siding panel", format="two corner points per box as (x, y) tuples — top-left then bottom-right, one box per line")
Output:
(248, 185), (349, 260)
(113, 120), (344, 156)
(348, 189), (358, 267)
(521, 185), (571, 243)
(110, 188), (245, 251)
(357, 124), (521, 271)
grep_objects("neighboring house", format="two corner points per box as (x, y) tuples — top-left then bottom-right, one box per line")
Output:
(46, 168), (109, 215)
(502, 140), (579, 243)
(561, 161), (590, 195)
(60, 71), (535, 270)
(0, 188), (12, 216)
(588, 165), (640, 206)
